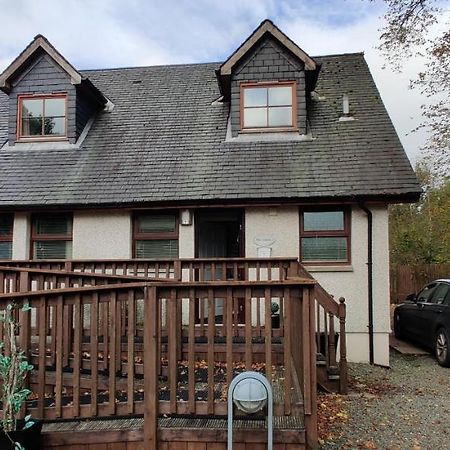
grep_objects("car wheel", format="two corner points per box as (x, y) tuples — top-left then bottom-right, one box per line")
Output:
(394, 312), (403, 339)
(435, 328), (450, 367)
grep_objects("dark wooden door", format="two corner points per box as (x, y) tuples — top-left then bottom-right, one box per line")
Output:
(195, 209), (245, 323)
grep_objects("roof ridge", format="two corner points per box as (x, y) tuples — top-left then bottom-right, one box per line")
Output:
(79, 52), (364, 74)
(80, 61), (222, 73)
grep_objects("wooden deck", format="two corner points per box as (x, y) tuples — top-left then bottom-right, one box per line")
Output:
(0, 258), (348, 449)
(42, 416), (306, 449)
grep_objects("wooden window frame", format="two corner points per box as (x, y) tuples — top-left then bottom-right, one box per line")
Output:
(240, 81), (297, 132)
(133, 211), (179, 258)
(299, 207), (351, 265)
(17, 93), (68, 142)
(30, 213), (73, 260)
(0, 213), (14, 259)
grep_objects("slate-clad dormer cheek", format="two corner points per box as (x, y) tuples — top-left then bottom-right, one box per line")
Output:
(216, 20), (320, 139)
(230, 37), (306, 136)
(0, 35), (106, 146)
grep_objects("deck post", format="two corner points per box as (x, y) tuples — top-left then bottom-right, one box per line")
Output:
(338, 297), (348, 394)
(19, 270), (29, 292)
(144, 284), (158, 450)
(304, 286), (318, 449)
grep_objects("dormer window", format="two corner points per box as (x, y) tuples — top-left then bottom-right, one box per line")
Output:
(241, 81), (296, 131)
(18, 94), (67, 140)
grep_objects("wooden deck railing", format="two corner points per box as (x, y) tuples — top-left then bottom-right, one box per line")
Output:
(0, 257), (297, 282)
(0, 278), (318, 449)
(0, 258), (347, 449)
(297, 265), (348, 394)
(0, 265), (170, 294)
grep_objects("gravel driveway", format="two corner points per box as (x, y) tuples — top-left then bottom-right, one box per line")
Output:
(319, 350), (450, 450)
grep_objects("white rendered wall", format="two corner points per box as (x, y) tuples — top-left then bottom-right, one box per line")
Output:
(72, 211), (132, 259)
(307, 206), (390, 366)
(244, 205), (391, 366)
(179, 215), (195, 259)
(12, 212), (30, 259)
(245, 206), (299, 258)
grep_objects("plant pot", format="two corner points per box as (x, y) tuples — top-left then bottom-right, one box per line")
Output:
(271, 314), (280, 329)
(0, 420), (43, 450)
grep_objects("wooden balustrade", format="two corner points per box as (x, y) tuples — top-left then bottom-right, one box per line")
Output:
(0, 265), (171, 295)
(0, 257), (298, 282)
(0, 258), (348, 449)
(296, 265), (348, 395)
(0, 278), (318, 449)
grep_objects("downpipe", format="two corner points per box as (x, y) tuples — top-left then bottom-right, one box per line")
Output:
(359, 204), (374, 365)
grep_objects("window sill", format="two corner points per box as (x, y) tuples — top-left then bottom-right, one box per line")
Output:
(17, 136), (68, 143)
(304, 265), (353, 273)
(240, 127), (298, 134)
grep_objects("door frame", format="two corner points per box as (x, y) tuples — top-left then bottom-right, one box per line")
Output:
(194, 208), (245, 258)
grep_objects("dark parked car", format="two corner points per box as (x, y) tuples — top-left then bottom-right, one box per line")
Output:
(394, 279), (450, 367)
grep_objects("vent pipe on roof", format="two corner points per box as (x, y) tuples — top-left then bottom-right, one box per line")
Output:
(339, 94), (354, 122)
(343, 94), (350, 115)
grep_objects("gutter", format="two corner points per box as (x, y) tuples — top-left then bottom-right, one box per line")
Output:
(359, 204), (374, 365)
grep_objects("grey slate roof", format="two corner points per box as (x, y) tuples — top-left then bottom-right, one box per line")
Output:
(0, 53), (421, 207)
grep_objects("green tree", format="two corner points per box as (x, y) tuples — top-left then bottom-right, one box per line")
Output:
(390, 161), (450, 266)
(376, 0), (450, 172)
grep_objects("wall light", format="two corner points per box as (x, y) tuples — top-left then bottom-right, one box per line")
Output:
(180, 209), (192, 226)
(227, 371), (273, 450)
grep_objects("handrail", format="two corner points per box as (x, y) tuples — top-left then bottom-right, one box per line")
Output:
(294, 263), (348, 395)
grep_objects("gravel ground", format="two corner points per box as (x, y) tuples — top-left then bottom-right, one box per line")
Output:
(319, 350), (450, 450)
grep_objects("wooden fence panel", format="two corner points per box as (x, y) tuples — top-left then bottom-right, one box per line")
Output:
(390, 263), (450, 303)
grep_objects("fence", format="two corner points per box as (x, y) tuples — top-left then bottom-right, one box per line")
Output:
(390, 263), (450, 303)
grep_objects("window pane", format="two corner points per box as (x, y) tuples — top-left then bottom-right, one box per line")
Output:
(34, 216), (72, 235)
(0, 242), (12, 259)
(268, 107), (292, 127)
(0, 215), (13, 236)
(33, 241), (72, 259)
(301, 237), (347, 262)
(268, 86), (292, 106)
(137, 215), (176, 233)
(303, 211), (345, 231)
(431, 284), (450, 304)
(44, 117), (65, 135)
(45, 98), (65, 117)
(136, 240), (179, 258)
(22, 99), (43, 118)
(243, 88), (267, 107)
(417, 283), (438, 302)
(243, 107), (267, 128)
(22, 117), (42, 136)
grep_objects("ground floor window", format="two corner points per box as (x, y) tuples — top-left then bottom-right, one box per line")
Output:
(133, 212), (179, 258)
(0, 214), (13, 259)
(300, 208), (350, 263)
(31, 214), (73, 259)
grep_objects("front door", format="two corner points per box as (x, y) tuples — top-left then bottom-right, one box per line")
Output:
(195, 209), (244, 322)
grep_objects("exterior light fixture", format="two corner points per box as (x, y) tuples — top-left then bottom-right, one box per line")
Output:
(227, 371), (273, 450)
(180, 209), (192, 226)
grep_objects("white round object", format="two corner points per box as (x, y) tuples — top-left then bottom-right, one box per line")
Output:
(232, 377), (267, 413)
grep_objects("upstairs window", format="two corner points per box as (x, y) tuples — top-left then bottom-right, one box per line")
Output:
(18, 94), (67, 140)
(0, 214), (13, 259)
(300, 209), (350, 264)
(31, 214), (72, 259)
(134, 212), (179, 258)
(241, 82), (296, 131)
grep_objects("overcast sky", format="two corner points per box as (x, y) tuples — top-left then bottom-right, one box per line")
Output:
(0, 0), (430, 164)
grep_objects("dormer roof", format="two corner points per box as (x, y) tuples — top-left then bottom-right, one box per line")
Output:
(216, 19), (321, 98)
(0, 34), (106, 106)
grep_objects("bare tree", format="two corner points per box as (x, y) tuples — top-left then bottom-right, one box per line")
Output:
(376, 0), (450, 172)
